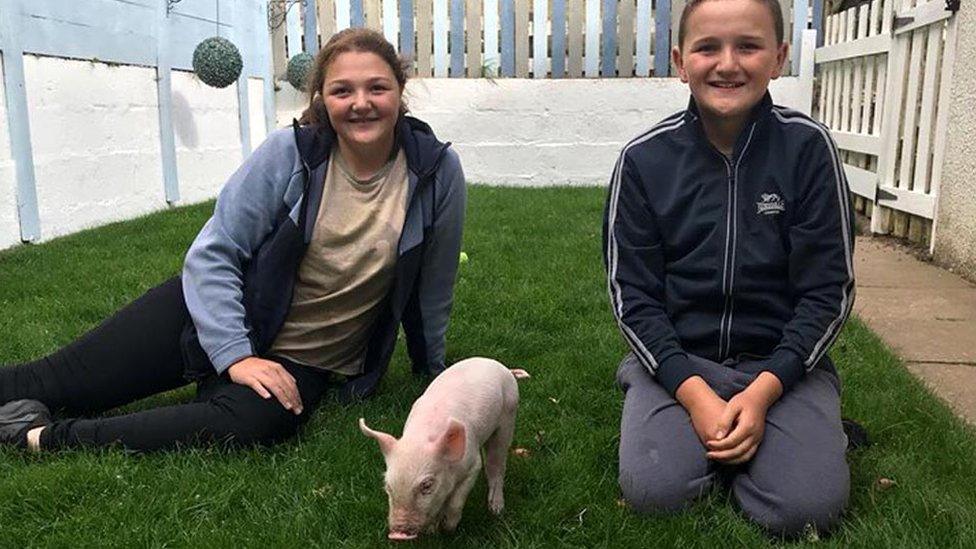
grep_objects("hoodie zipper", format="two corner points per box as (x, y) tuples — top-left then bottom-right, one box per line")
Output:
(718, 156), (735, 359)
(711, 121), (758, 360)
(299, 158), (314, 244)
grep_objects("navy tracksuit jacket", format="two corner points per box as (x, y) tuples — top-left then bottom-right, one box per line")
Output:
(603, 93), (855, 396)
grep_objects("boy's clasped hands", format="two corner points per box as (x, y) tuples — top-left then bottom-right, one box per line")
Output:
(677, 372), (784, 464)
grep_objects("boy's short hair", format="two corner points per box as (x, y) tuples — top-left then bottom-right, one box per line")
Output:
(677, 0), (785, 49)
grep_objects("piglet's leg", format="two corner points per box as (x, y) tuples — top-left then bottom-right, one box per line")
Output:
(484, 414), (516, 515)
(441, 466), (480, 532)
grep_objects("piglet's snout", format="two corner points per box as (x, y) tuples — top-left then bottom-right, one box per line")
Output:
(387, 531), (418, 541)
(388, 508), (426, 540)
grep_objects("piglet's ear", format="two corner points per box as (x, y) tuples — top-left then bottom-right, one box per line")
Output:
(359, 418), (398, 457)
(437, 417), (466, 463)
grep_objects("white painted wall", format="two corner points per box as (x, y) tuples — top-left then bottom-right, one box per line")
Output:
(277, 86), (304, 125)
(0, 54), (19, 250)
(0, 0), (273, 251)
(0, 56), (269, 250)
(276, 73), (814, 186)
(414, 79), (687, 186)
(170, 70), (243, 204)
(24, 55), (165, 240)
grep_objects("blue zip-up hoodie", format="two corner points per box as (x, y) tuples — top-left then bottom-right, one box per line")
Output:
(180, 115), (466, 402)
(604, 94), (855, 396)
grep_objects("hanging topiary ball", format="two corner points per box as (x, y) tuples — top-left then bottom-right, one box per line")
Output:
(192, 36), (243, 88)
(287, 52), (315, 91)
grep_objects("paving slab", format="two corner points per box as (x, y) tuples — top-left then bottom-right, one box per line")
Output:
(855, 287), (976, 323)
(904, 363), (976, 426)
(863, 318), (976, 364)
(854, 236), (976, 426)
(855, 237), (973, 290)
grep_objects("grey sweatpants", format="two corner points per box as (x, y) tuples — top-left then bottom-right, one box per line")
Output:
(616, 353), (849, 537)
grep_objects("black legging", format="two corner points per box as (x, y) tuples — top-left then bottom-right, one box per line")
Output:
(0, 277), (335, 452)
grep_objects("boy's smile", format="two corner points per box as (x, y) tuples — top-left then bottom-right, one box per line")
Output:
(672, 0), (787, 135)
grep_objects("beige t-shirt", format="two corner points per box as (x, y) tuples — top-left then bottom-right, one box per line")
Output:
(269, 148), (409, 375)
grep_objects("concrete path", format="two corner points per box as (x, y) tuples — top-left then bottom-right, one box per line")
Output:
(854, 236), (976, 425)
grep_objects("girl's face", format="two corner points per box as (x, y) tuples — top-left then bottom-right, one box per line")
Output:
(672, 0), (787, 127)
(322, 51), (402, 153)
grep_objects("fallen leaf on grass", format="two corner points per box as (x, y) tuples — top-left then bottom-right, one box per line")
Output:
(875, 477), (897, 490)
(512, 447), (530, 457)
(803, 524), (821, 543)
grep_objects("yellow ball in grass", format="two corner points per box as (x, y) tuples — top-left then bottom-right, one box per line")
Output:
(459, 252), (469, 264)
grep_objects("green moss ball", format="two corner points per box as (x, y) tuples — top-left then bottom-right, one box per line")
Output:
(287, 53), (316, 92)
(192, 36), (243, 88)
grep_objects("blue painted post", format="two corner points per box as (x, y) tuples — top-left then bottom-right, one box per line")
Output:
(450, 0), (464, 76)
(600, 0), (617, 76)
(304, 0), (319, 52)
(0, 1), (41, 241)
(654, 0), (671, 76)
(551, 0), (566, 78)
(812, 0), (824, 47)
(351, 0), (365, 26)
(156, 0), (180, 204)
(500, 0), (515, 76)
(399, 0), (415, 60)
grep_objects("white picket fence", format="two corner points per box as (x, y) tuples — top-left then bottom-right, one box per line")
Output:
(814, 0), (959, 247)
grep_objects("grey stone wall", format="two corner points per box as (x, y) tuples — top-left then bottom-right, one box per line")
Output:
(934, 2), (976, 281)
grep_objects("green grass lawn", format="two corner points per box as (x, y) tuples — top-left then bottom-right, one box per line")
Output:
(0, 187), (974, 547)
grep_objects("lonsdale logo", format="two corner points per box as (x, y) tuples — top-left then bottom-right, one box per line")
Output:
(756, 193), (786, 215)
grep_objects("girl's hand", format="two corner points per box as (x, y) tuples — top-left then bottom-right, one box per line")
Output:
(705, 372), (783, 464)
(228, 357), (304, 415)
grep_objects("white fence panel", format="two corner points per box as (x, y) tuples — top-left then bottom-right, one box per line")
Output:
(815, 0), (959, 247)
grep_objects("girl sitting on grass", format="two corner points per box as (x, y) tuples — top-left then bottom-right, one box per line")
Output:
(0, 28), (466, 453)
(604, 0), (855, 537)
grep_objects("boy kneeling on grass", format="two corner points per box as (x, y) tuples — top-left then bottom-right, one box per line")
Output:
(603, 0), (858, 538)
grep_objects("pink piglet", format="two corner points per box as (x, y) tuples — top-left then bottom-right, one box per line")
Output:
(360, 357), (530, 540)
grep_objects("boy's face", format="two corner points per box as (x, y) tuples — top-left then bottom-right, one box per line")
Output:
(672, 0), (788, 126)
